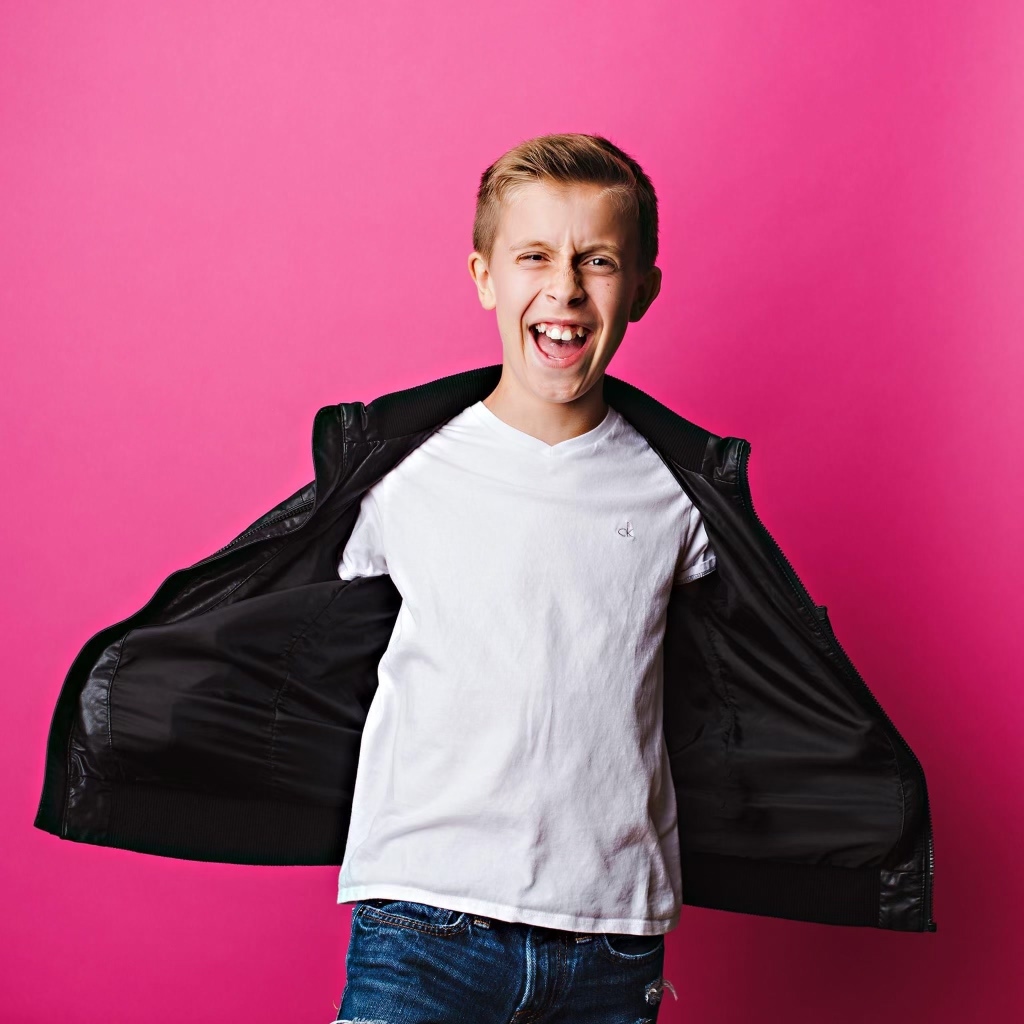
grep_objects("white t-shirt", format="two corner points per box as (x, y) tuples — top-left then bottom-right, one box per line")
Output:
(335, 399), (717, 934)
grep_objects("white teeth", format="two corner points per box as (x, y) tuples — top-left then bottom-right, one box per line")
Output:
(531, 323), (590, 340)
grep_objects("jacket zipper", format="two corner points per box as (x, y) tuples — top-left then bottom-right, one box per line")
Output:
(190, 497), (316, 569)
(737, 440), (936, 931)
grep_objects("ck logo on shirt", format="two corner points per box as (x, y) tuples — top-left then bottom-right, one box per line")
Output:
(616, 520), (635, 539)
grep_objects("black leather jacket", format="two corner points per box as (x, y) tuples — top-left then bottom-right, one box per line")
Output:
(33, 364), (937, 932)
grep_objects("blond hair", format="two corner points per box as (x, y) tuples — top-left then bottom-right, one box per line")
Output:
(472, 133), (659, 274)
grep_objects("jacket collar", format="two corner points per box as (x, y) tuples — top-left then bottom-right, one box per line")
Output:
(331, 363), (714, 470)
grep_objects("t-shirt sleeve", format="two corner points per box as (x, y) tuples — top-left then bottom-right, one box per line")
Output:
(337, 488), (389, 580)
(673, 505), (717, 585)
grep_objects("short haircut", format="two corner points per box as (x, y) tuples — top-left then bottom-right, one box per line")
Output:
(472, 133), (659, 274)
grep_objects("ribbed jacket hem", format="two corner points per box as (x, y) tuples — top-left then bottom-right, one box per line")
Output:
(35, 779), (929, 930)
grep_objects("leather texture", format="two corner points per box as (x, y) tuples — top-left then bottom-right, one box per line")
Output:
(33, 363), (936, 932)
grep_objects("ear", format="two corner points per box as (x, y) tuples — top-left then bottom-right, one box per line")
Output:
(629, 265), (663, 322)
(467, 251), (496, 310)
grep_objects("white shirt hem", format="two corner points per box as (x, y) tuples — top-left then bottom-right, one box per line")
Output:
(675, 553), (718, 585)
(337, 881), (680, 935)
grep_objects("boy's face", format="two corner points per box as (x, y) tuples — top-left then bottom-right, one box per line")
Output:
(468, 180), (661, 408)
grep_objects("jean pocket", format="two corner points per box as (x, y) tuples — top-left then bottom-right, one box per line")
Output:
(355, 898), (469, 936)
(598, 931), (665, 962)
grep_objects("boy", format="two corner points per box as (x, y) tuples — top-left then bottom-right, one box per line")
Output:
(33, 133), (935, 1024)
(332, 133), (697, 1021)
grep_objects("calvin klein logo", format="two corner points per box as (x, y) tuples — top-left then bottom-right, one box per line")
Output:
(616, 521), (635, 539)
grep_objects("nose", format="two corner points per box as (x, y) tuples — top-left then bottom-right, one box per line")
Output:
(545, 257), (586, 307)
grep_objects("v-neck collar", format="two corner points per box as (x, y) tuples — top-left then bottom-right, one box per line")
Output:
(467, 400), (617, 457)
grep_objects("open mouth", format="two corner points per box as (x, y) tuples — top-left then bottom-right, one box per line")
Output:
(528, 323), (593, 366)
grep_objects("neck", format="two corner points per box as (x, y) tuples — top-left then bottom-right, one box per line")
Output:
(482, 372), (608, 447)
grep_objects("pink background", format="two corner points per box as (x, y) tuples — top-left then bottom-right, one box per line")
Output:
(3, 1), (1021, 1020)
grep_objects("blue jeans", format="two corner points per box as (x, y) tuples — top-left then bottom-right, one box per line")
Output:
(332, 898), (678, 1023)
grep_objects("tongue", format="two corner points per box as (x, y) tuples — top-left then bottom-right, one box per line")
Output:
(537, 331), (584, 357)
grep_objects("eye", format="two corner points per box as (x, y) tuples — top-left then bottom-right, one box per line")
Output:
(518, 253), (616, 269)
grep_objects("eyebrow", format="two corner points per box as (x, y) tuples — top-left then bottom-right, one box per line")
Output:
(509, 240), (625, 257)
